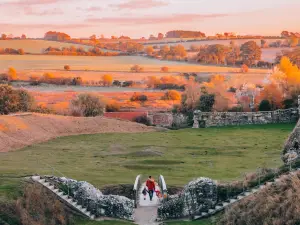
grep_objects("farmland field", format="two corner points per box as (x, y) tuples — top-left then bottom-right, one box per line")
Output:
(144, 38), (283, 47)
(0, 123), (294, 188)
(0, 55), (268, 73)
(145, 39), (291, 63)
(0, 39), (94, 53)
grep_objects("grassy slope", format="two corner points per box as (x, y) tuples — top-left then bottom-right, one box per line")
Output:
(0, 124), (294, 188)
(0, 40), (92, 54)
(0, 124), (293, 225)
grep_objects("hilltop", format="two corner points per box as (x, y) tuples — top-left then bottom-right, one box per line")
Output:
(0, 113), (155, 153)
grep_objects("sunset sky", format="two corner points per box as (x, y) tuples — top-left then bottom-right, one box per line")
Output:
(0, 0), (299, 38)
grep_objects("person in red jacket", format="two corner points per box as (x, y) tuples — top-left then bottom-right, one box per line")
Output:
(146, 176), (155, 201)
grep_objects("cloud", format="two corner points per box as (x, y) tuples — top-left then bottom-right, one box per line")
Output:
(0, 0), (68, 7)
(86, 13), (228, 25)
(109, 0), (169, 10)
(24, 7), (64, 15)
(0, 23), (94, 30)
(87, 6), (103, 11)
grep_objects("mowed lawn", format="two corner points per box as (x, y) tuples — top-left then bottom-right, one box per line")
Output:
(0, 124), (294, 189)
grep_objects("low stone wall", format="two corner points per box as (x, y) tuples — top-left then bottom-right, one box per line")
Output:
(193, 108), (299, 128)
(148, 112), (188, 128)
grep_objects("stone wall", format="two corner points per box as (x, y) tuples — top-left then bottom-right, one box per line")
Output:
(147, 112), (188, 128)
(193, 108), (299, 128)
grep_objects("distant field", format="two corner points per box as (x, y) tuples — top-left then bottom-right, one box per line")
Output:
(145, 38), (283, 47)
(0, 55), (268, 73)
(145, 39), (290, 63)
(0, 40), (93, 53)
(0, 124), (293, 188)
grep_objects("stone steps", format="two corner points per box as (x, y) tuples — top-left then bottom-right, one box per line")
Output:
(31, 176), (96, 220)
(193, 170), (299, 221)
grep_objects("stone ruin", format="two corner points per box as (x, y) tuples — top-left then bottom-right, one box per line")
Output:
(157, 177), (217, 220)
(282, 96), (300, 164)
(45, 176), (134, 221)
(193, 108), (299, 128)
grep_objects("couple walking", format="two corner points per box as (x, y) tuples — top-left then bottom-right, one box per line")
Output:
(143, 176), (156, 201)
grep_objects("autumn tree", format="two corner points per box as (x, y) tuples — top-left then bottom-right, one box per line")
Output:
(162, 90), (181, 100)
(64, 65), (70, 71)
(102, 74), (113, 86)
(1, 34), (7, 40)
(289, 37), (299, 47)
(8, 67), (17, 81)
(145, 46), (154, 55)
(159, 45), (170, 57)
(0, 85), (34, 114)
(21, 34), (26, 39)
(70, 94), (105, 117)
(240, 41), (262, 66)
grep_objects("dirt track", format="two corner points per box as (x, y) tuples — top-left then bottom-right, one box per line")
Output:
(0, 113), (155, 153)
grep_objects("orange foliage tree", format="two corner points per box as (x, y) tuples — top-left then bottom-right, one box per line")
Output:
(162, 90), (182, 101)
(102, 74), (113, 86)
(8, 67), (18, 81)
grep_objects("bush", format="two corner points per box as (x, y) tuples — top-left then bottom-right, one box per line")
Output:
(70, 94), (105, 117)
(161, 66), (169, 73)
(258, 99), (271, 111)
(198, 94), (215, 112)
(130, 65), (144, 73)
(8, 67), (17, 81)
(133, 115), (150, 126)
(0, 85), (34, 114)
(64, 65), (70, 71)
(241, 64), (249, 73)
(31, 105), (53, 114)
(122, 81), (133, 87)
(106, 101), (120, 112)
(71, 77), (83, 86)
(130, 93), (148, 102)
(162, 90), (181, 100)
(113, 80), (122, 87)
(29, 76), (41, 86)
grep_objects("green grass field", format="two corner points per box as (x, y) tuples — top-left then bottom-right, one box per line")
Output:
(0, 123), (294, 225)
(0, 123), (294, 189)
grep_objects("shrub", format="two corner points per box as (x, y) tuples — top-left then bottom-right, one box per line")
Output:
(64, 65), (70, 71)
(122, 81), (133, 87)
(241, 64), (249, 73)
(130, 93), (148, 102)
(130, 65), (144, 73)
(197, 94), (215, 112)
(161, 66), (169, 73)
(102, 74), (113, 86)
(31, 105), (53, 114)
(0, 85), (34, 114)
(15, 89), (34, 112)
(71, 77), (83, 86)
(162, 90), (181, 100)
(106, 101), (120, 112)
(258, 99), (271, 111)
(113, 80), (122, 87)
(42, 72), (55, 81)
(29, 76), (41, 86)
(70, 94), (105, 117)
(8, 67), (17, 81)
(133, 115), (150, 126)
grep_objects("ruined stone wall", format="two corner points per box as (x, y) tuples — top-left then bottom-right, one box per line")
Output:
(148, 112), (188, 128)
(193, 108), (299, 128)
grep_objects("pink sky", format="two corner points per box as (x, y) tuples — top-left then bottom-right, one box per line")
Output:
(0, 0), (299, 38)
